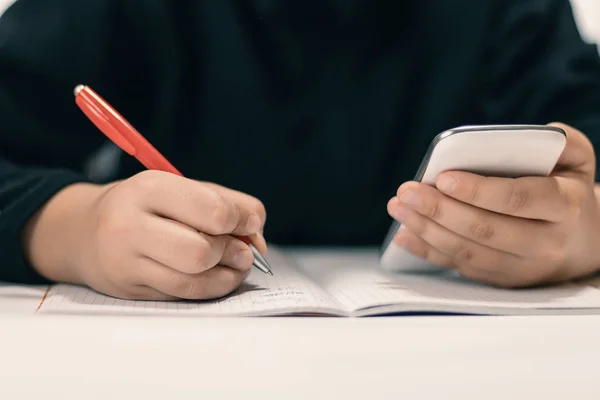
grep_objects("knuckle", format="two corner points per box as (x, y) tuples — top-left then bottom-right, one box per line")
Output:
(505, 182), (529, 213)
(449, 241), (474, 263)
(468, 220), (495, 241)
(426, 199), (443, 220)
(467, 181), (481, 204)
(131, 170), (163, 193)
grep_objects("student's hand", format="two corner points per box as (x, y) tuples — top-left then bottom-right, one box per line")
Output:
(24, 171), (267, 300)
(387, 123), (600, 287)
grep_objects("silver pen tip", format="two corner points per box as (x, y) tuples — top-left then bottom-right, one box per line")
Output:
(253, 257), (273, 275)
(74, 84), (85, 96)
(249, 244), (273, 275)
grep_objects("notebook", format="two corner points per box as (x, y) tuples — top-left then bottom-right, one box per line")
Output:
(36, 248), (600, 317)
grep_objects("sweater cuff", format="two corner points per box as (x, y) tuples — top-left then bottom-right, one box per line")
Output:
(0, 169), (89, 284)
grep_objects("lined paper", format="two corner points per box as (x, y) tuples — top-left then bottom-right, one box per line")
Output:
(38, 249), (600, 317)
(39, 250), (344, 317)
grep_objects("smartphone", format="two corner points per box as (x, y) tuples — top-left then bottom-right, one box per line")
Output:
(379, 124), (567, 273)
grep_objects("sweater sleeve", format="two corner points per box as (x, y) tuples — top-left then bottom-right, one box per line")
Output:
(0, 0), (136, 284)
(477, 0), (600, 179)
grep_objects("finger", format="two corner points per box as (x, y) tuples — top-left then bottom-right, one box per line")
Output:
(121, 285), (178, 301)
(242, 232), (268, 256)
(219, 236), (255, 271)
(131, 171), (263, 236)
(549, 122), (596, 182)
(392, 226), (456, 269)
(391, 183), (557, 257)
(89, 276), (178, 302)
(204, 182), (268, 227)
(455, 264), (527, 288)
(140, 258), (247, 300)
(392, 225), (527, 287)
(387, 197), (525, 275)
(135, 216), (254, 274)
(457, 255), (565, 288)
(432, 172), (569, 222)
(205, 183), (269, 254)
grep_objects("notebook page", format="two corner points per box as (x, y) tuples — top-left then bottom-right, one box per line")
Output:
(38, 249), (344, 317)
(299, 251), (600, 315)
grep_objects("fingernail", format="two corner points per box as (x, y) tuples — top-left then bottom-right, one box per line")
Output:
(399, 190), (420, 206)
(437, 174), (456, 193)
(233, 247), (252, 269)
(246, 214), (261, 233)
(391, 202), (410, 222)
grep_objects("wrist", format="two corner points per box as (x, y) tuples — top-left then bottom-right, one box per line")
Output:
(21, 182), (110, 284)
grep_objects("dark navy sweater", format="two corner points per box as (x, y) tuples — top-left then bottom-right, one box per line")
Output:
(1, 0), (600, 283)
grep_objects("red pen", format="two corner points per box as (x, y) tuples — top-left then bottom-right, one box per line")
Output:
(74, 84), (272, 276)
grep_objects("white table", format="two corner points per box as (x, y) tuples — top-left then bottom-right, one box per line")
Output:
(1, 249), (600, 400)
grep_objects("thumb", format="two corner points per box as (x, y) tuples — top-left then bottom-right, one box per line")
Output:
(549, 122), (596, 183)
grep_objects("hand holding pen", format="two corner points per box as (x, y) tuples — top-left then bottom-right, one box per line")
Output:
(57, 85), (272, 301)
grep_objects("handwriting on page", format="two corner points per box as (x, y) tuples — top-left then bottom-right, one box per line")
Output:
(252, 288), (307, 303)
(39, 250), (341, 316)
(198, 281), (319, 308)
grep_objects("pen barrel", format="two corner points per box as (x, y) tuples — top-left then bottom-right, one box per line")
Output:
(75, 85), (183, 176)
(135, 145), (182, 176)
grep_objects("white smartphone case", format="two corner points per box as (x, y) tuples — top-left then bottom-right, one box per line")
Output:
(379, 125), (567, 272)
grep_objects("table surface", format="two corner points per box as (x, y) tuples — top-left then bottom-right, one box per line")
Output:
(1, 248), (600, 400)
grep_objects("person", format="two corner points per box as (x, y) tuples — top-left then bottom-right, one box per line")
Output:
(1, 0), (600, 301)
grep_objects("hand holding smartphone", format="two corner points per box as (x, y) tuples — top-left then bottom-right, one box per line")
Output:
(379, 124), (567, 273)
